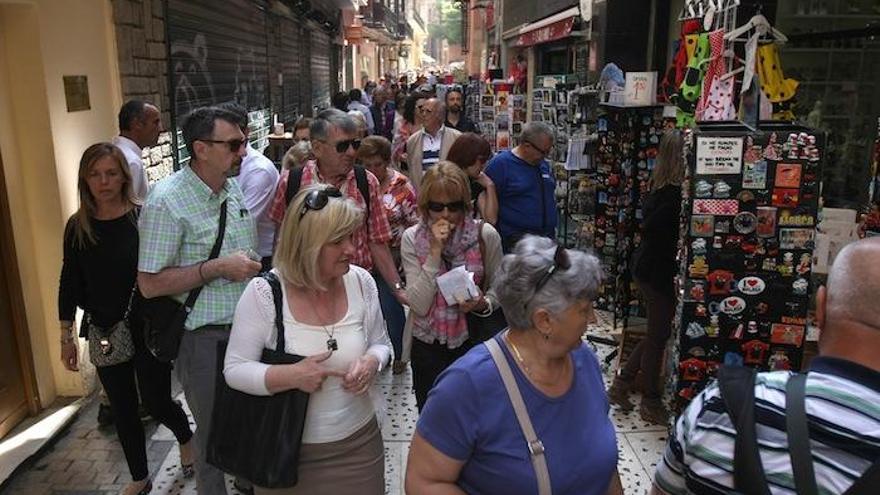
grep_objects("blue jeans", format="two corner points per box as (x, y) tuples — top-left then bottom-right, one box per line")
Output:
(373, 272), (405, 361)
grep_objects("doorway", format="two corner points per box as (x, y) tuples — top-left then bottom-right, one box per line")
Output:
(0, 149), (38, 440)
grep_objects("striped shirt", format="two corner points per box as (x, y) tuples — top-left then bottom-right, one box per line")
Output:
(421, 127), (443, 170)
(654, 357), (880, 494)
(138, 166), (257, 330)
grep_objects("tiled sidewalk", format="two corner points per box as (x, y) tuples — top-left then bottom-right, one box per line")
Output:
(3, 313), (666, 494)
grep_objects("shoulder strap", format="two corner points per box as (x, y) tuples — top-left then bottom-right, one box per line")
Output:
(476, 220), (487, 291)
(485, 337), (552, 495)
(354, 165), (371, 235)
(786, 373), (819, 495)
(261, 272), (286, 353)
(181, 200), (228, 311)
(716, 365), (771, 495)
(845, 460), (880, 495)
(284, 167), (305, 207)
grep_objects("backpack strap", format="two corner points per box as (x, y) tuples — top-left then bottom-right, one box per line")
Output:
(845, 459), (880, 495)
(284, 167), (306, 207)
(786, 373), (819, 495)
(261, 272), (286, 353)
(353, 165), (371, 235)
(717, 365), (771, 495)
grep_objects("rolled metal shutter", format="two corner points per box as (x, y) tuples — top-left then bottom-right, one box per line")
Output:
(167, 0), (271, 163)
(310, 29), (332, 112)
(278, 17), (307, 123)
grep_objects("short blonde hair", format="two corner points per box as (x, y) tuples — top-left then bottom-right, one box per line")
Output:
(274, 184), (363, 290)
(282, 140), (312, 170)
(417, 161), (472, 218)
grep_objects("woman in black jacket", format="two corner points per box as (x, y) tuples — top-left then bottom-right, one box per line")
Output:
(608, 130), (683, 424)
(58, 143), (194, 494)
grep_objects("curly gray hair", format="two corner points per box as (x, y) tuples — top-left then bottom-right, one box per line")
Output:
(493, 236), (603, 330)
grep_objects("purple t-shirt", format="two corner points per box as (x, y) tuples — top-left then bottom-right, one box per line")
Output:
(416, 334), (618, 494)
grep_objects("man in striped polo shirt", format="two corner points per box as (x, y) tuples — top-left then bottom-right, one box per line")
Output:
(405, 97), (461, 190)
(653, 238), (880, 494)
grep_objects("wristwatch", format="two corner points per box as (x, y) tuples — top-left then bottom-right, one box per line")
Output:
(393, 280), (406, 291)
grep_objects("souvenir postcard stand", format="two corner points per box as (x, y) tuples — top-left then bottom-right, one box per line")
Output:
(592, 104), (667, 327)
(672, 122), (824, 406)
(559, 88), (601, 250)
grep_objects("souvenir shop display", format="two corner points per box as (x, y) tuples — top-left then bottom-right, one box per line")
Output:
(558, 87), (601, 251)
(472, 80), (527, 153)
(590, 104), (669, 326)
(672, 122), (824, 406)
(662, 2), (797, 128)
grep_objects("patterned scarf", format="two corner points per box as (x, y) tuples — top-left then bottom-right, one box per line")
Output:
(412, 218), (484, 348)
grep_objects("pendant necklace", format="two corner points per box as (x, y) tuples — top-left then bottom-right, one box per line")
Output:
(313, 287), (339, 351)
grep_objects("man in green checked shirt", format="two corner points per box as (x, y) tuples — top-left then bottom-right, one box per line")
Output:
(137, 106), (261, 494)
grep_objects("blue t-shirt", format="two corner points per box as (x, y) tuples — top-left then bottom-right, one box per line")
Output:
(484, 150), (557, 246)
(416, 334), (618, 495)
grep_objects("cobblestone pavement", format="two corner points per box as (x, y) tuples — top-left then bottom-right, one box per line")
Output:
(3, 312), (666, 494)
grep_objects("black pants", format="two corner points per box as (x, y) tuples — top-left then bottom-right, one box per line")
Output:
(411, 338), (472, 411)
(96, 325), (193, 481)
(619, 280), (676, 399)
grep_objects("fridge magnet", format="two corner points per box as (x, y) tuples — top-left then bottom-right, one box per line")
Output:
(691, 215), (715, 237)
(778, 209), (814, 227)
(792, 277), (809, 295)
(734, 211), (758, 234)
(737, 190), (757, 207)
(713, 181), (732, 198)
(685, 279), (707, 301)
(743, 136), (762, 165)
(770, 323), (805, 346)
(796, 253), (811, 275)
(780, 228), (815, 250)
(771, 188), (800, 207)
(695, 180), (713, 198)
(720, 296), (746, 315)
(738, 276), (766, 295)
(707, 270), (734, 295)
(715, 219), (731, 234)
(680, 358), (707, 381)
(778, 252), (795, 276)
(763, 257), (778, 272)
(729, 322), (744, 340)
(781, 316), (808, 326)
(756, 207), (778, 237)
(763, 133), (782, 161)
(689, 256), (710, 278)
(691, 238), (707, 254)
(686, 322), (707, 339)
(774, 163), (802, 188)
(696, 136), (744, 175)
(768, 350), (792, 371)
(742, 339), (770, 365)
(695, 303), (708, 317)
(706, 315), (720, 337)
(742, 160), (768, 189)
(693, 199), (739, 215)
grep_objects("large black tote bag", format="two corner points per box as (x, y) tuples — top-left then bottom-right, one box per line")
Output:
(207, 272), (310, 489)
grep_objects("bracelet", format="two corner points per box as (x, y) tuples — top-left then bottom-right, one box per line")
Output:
(198, 261), (207, 284)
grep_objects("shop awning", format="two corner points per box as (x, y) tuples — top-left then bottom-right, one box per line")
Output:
(509, 6), (579, 47)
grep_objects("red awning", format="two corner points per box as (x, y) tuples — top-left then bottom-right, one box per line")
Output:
(513, 16), (575, 47)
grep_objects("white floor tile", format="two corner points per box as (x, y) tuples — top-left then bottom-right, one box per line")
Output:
(625, 431), (668, 474)
(379, 384), (418, 443)
(616, 434), (652, 495)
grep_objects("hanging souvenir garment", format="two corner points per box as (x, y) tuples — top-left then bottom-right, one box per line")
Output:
(696, 30), (730, 121)
(756, 42), (799, 120)
(699, 76), (736, 121)
(660, 19), (703, 103)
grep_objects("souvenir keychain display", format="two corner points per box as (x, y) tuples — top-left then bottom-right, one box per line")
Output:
(673, 123), (824, 405)
(592, 104), (668, 326)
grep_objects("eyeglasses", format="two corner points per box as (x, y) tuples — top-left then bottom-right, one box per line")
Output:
(299, 187), (343, 219)
(525, 139), (552, 156)
(525, 245), (571, 307)
(198, 138), (246, 153)
(320, 139), (361, 153)
(427, 200), (465, 213)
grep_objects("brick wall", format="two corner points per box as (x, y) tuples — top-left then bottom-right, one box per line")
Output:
(111, 0), (175, 182)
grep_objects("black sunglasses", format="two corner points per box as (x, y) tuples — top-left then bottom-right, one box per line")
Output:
(199, 138), (246, 153)
(427, 201), (466, 213)
(323, 139), (361, 153)
(526, 245), (571, 306)
(299, 187), (343, 219)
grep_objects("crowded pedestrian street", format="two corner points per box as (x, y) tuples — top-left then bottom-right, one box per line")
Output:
(1, 0), (880, 494)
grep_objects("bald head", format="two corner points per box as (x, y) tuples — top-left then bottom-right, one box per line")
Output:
(825, 237), (880, 329)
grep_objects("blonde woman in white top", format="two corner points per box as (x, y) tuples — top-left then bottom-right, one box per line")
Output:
(224, 184), (392, 495)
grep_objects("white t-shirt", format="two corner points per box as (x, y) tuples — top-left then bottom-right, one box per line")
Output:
(112, 135), (149, 201)
(235, 145), (280, 257)
(224, 266), (392, 443)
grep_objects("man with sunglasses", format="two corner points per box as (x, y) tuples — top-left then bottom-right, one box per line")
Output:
(484, 121), (558, 252)
(138, 106), (261, 494)
(268, 109), (408, 307)
(406, 98), (462, 190)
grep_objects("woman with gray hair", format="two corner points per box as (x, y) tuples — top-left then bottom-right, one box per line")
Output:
(406, 236), (623, 495)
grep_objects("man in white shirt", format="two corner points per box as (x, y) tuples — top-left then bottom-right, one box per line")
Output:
(347, 88), (376, 135)
(112, 100), (162, 201)
(218, 102), (280, 272)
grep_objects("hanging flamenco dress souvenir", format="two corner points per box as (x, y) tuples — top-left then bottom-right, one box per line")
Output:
(757, 43), (799, 120)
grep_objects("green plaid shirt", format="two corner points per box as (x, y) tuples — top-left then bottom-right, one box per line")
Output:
(138, 166), (256, 330)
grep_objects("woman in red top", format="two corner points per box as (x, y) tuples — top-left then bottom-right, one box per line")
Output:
(359, 136), (419, 373)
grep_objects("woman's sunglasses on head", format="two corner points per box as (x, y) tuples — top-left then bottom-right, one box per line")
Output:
(300, 187), (343, 219)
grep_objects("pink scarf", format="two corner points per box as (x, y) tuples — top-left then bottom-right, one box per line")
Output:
(412, 219), (484, 348)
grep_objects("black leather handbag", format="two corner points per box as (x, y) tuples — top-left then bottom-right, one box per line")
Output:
(467, 221), (508, 343)
(207, 271), (310, 489)
(142, 200), (227, 362)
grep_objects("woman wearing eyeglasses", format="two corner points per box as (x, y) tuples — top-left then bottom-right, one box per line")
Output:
(400, 162), (503, 411)
(406, 236), (623, 495)
(225, 184), (393, 494)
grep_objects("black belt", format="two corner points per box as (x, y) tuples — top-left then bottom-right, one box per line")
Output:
(199, 324), (232, 332)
